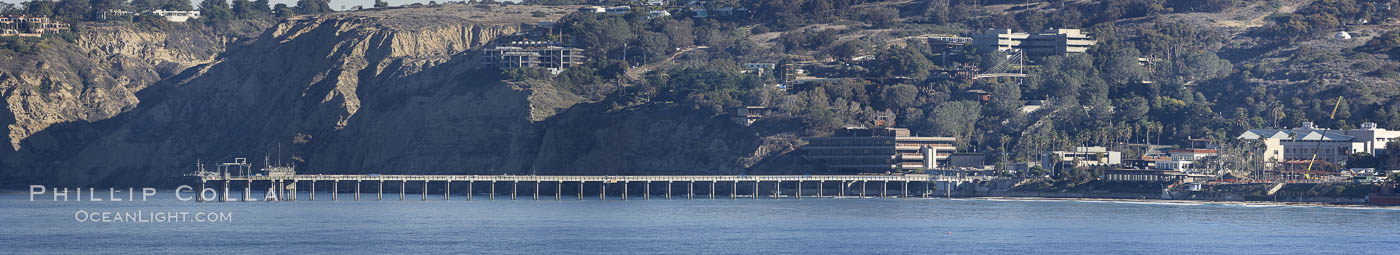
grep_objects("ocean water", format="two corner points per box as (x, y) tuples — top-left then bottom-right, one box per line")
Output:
(3, 192), (1399, 254)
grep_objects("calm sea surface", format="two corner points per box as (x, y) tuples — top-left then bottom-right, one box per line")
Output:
(2, 192), (1398, 254)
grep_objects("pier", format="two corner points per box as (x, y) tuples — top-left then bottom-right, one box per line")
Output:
(186, 158), (989, 202)
(193, 172), (983, 202)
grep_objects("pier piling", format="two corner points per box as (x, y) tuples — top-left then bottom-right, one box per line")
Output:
(709, 181), (715, 200)
(753, 181), (758, 200)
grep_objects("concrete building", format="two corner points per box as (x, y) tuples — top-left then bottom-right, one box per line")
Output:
(647, 10), (672, 19)
(1154, 149), (1218, 171)
(729, 106), (773, 126)
(947, 153), (987, 168)
(1238, 122), (1400, 164)
(741, 63), (775, 77)
(803, 127), (957, 173)
(1041, 146), (1122, 168)
(484, 41), (587, 72)
(152, 10), (201, 22)
(606, 6), (632, 15)
(972, 28), (1096, 57)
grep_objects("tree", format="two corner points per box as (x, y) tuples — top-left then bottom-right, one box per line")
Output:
(232, 0), (271, 19)
(1386, 142), (1400, 170)
(1115, 97), (1150, 123)
(986, 81), (1023, 119)
(662, 20), (694, 48)
(1168, 0), (1239, 12)
(273, 3), (293, 18)
(872, 46), (934, 79)
(862, 6), (898, 29)
(561, 13), (635, 59)
(1180, 50), (1231, 83)
(1361, 30), (1400, 59)
(54, 0), (91, 22)
(931, 101), (983, 149)
(881, 84), (918, 110)
(829, 40), (866, 61)
(1099, 44), (1146, 86)
(199, 0), (232, 21)
(129, 0), (156, 11)
(918, 0), (955, 24)
(373, 0), (387, 8)
(89, 0), (127, 20)
(159, 0), (193, 11)
(294, 0), (332, 14)
(24, 0), (57, 17)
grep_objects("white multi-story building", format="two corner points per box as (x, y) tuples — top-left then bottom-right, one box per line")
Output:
(1041, 146), (1122, 168)
(972, 28), (1096, 57)
(1154, 149), (1218, 171)
(152, 10), (201, 22)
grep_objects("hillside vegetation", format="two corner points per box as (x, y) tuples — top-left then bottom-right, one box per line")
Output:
(3, 0), (1400, 185)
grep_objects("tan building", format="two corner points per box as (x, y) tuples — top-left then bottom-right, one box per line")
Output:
(972, 28), (1095, 57)
(1238, 122), (1400, 164)
(803, 127), (956, 173)
(1, 16), (71, 37)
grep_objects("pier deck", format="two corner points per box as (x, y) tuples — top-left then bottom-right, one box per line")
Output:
(192, 173), (988, 202)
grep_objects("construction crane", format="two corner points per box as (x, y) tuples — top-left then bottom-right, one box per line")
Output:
(1302, 96), (1345, 179)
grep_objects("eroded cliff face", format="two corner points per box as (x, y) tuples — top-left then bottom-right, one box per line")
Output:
(0, 21), (265, 151)
(1, 5), (583, 186)
(2, 5), (802, 187)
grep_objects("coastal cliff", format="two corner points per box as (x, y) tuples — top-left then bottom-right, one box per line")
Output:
(0, 5), (803, 186)
(0, 21), (265, 151)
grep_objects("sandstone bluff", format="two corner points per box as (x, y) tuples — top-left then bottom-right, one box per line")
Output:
(0, 5), (809, 186)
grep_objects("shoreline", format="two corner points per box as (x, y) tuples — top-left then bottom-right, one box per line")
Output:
(4, 189), (1397, 209)
(963, 196), (1400, 209)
